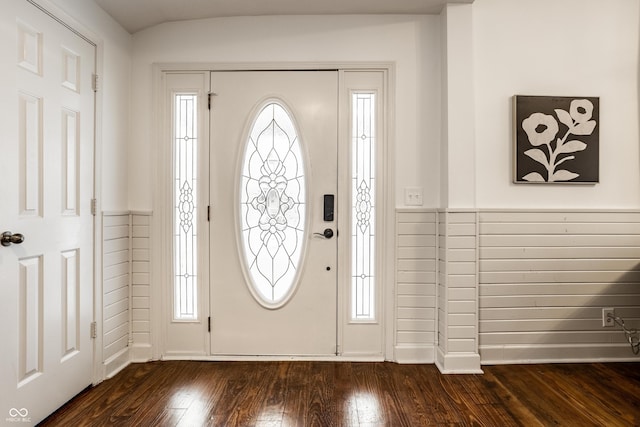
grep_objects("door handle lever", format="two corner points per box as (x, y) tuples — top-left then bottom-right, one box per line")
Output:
(1, 231), (25, 247)
(313, 228), (334, 239)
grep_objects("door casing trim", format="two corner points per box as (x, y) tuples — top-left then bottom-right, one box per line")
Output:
(152, 62), (396, 361)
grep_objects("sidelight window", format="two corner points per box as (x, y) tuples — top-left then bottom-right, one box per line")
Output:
(351, 92), (376, 321)
(174, 93), (198, 320)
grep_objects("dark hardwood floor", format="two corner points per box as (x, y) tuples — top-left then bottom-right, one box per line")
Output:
(39, 361), (640, 426)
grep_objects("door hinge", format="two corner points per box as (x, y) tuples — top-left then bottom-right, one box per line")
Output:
(207, 316), (211, 332)
(90, 321), (97, 339)
(92, 73), (99, 92)
(207, 205), (210, 222)
(91, 198), (97, 216)
(207, 92), (217, 110)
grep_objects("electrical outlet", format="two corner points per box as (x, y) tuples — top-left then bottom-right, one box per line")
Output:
(602, 308), (615, 327)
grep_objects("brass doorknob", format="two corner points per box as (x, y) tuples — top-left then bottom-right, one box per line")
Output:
(1, 231), (25, 247)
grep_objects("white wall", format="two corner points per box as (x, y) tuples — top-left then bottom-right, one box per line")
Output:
(50, 0), (132, 211)
(466, 0), (640, 366)
(440, 4), (476, 209)
(129, 15), (442, 210)
(473, 0), (640, 209)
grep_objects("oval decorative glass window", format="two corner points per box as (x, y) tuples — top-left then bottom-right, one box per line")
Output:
(239, 101), (306, 307)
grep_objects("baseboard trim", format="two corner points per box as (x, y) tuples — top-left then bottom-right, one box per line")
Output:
(103, 347), (130, 379)
(394, 345), (435, 364)
(480, 344), (640, 365)
(130, 343), (153, 363)
(436, 348), (483, 374)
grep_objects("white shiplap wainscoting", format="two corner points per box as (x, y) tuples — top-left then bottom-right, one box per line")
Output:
(131, 212), (152, 361)
(105, 208), (639, 371)
(479, 210), (640, 364)
(436, 210), (482, 373)
(102, 212), (131, 378)
(101, 211), (153, 378)
(395, 209), (438, 362)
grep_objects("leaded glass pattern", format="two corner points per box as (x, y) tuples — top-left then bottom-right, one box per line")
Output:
(174, 94), (198, 320)
(240, 102), (305, 306)
(352, 93), (376, 320)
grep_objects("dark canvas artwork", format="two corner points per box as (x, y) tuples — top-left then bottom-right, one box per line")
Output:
(514, 95), (599, 183)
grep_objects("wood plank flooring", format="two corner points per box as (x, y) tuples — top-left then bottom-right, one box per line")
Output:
(40, 361), (640, 426)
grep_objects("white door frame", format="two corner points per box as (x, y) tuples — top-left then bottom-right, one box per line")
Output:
(152, 62), (396, 361)
(26, 0), (104, 384)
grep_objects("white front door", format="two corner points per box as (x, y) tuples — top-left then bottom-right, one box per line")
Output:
(0, 0), (95, 424)
(209, 71), (338, 356)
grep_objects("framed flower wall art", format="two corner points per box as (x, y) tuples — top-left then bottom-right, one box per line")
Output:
(514, 95), (599, 184)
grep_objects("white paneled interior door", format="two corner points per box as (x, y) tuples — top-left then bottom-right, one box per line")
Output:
(209, 71), (339, 356)
(0, 0), (95, 424)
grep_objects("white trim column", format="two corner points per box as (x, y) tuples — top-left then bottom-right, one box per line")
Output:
(436, 210), (481, 373)
(437, 3), (481, 374)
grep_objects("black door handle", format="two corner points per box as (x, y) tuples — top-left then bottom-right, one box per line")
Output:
(313, 228), (334, 239)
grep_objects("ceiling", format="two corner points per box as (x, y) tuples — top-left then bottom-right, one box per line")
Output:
(94, 0), (474, 34)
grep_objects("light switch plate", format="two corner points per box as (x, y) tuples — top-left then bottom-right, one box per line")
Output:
(404, 187), (423, 206)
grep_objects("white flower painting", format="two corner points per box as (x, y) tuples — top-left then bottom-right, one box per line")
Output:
(514, 96), (599, 183)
